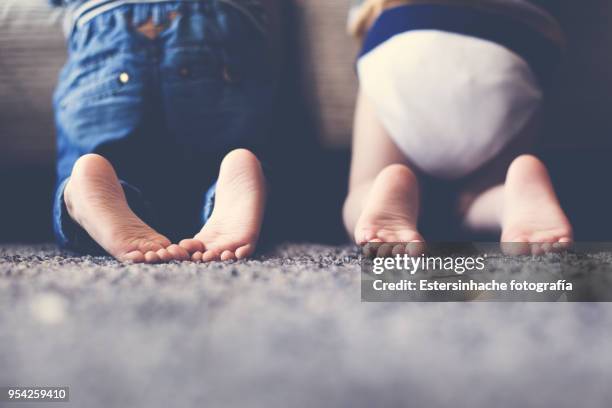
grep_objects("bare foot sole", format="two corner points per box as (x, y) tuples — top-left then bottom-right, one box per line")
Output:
(64, 154), (188, 263)
(501, 155), (573, 255)
(354, 164), (425, 256)
(179, 149), (266, 262)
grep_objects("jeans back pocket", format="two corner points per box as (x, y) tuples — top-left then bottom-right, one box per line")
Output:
(55, 55), (147, 153)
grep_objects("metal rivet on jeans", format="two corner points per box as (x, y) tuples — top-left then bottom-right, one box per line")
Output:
(119, 72), (130, 84)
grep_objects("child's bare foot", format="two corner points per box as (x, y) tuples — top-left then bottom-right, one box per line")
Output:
(64, 154), (189, 263)
(179, 149), (266, 262)
(353, 164), (424, 253)
(501, 155), (573, 255)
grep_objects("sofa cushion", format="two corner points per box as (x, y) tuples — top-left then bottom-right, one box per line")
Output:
(293, 0), (359, 148)
(0, 0), (65, 166)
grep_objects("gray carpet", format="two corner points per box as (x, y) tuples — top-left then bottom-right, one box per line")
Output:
(1, 244), (612, 408)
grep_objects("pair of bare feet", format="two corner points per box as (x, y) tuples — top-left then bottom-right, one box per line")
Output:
(352, 155), (573, 255)
(66, 149), (570, 262)
(63, 149), (266, 263)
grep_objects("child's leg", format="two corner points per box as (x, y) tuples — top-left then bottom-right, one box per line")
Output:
(63, 154), (189, 263)
(179, 149), (267, 262)
(343, 90), (424, 245)
(463, 155), (573, 253)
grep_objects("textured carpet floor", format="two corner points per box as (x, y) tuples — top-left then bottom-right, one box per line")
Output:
(1, 244), (612, 408)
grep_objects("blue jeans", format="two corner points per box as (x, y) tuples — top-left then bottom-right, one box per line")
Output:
(53, 0), (275, 253)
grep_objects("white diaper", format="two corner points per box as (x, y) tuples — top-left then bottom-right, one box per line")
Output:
(358, 29), (543, 179)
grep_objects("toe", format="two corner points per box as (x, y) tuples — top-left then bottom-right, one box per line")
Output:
(124, 251), (145, 263)
(179, 239), (205, 253)
(192, 251), (203, 262)
(374, 230), (396, 242)
(355, 229), (374, 245)
(202, 250), (220, 262)
(557, 238), (572, 251)
(362, 242), (377, 258)
(553, 240), (572, 252)
(501, 240), (531, 256)
(158, 237), (172, 248)
(363, 229), (377, 241)
(220, 250), (236, 261)
(156, 248), (173, 262)
(167, 244), (190, 261)
(530, 243), (545, 256)
(144, 251), (161, 264)
(391, 244), (407, 256)
(540, 242), (553, 253)
(235, 244), (254, 260)
(407, 241), (426, 257)
(358, 236), (382, 245)
(376, 243), (394, 258)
